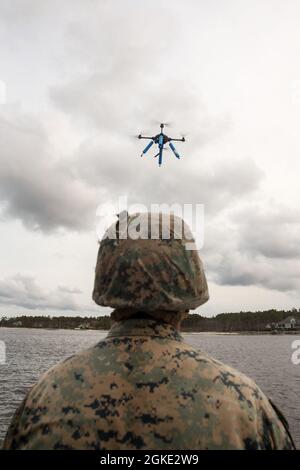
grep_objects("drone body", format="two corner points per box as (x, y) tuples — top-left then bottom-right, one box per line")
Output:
(138, 123), (185, 166)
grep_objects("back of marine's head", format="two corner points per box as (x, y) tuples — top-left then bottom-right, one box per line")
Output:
(93, 212), (209, 313)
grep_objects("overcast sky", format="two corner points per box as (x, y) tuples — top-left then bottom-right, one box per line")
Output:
(1, 0), (300, 317)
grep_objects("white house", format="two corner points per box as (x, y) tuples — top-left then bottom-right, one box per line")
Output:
(272, 316), (300, 329)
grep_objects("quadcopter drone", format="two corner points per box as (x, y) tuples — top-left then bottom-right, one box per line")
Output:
(137, 123), (185, 166)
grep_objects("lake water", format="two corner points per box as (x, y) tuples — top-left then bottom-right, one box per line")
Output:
(0, 328), (299, 448)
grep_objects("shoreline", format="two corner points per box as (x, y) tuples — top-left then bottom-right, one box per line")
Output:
(0, 326), (299, 335)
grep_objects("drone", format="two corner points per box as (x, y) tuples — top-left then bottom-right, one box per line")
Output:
(138, 123), (185, 166)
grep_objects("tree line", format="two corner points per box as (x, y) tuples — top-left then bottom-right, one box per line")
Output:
(0, 308), (300, 332)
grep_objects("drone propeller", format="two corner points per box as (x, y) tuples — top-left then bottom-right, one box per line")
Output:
(180, 132), (189, 142)
(130, 132), (144, 139)
(151, 119), (173, 128)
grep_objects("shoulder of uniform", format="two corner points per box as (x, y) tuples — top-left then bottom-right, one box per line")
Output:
(26, 345), (100, 396)
(268, 398), (289, 429)
(190, 344), (262, 385)
(267, 398), (296, 449)
(2, 396), (28, 449)
(179, 341), (265, 400)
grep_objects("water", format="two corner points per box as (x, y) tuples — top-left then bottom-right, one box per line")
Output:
(0, 328), (299, 448)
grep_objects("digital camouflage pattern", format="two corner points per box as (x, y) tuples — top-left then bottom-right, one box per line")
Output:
(93, 212), (209, 311)
(3, 213), (295, 449)
(3, 318), (295, 450)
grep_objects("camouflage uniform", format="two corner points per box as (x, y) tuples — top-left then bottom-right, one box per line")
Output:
(3, 213), (295, 450)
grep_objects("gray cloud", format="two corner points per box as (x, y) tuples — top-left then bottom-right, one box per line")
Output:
(0, 274), (83, 310)
(0, 113), (97, 232)
(204, 204), (300, 292)
(58, 285), (83, 294)
(236, 206), (300, 259)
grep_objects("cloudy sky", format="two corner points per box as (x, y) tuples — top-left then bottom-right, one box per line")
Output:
(1, 0), (300, 317)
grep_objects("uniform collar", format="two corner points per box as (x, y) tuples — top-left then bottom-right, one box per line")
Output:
(106, 318), (184, 342)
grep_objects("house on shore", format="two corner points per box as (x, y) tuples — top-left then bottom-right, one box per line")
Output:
(266, 315), (300, 330)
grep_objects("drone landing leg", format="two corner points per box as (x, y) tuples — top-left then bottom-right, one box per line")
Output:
(169, 142), (181, 159)
(158, 148), (163, 166)
(141, 140), (154, 157)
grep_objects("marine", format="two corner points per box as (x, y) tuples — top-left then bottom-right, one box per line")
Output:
(2, 212), (296, 450)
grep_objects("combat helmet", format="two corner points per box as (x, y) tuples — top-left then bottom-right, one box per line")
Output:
(93, 212), (209, 311)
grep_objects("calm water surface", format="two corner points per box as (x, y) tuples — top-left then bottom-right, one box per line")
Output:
(0, 328), (299, 448)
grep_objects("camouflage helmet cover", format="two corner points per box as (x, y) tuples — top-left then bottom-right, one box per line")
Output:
(93, 212), (209, 311)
